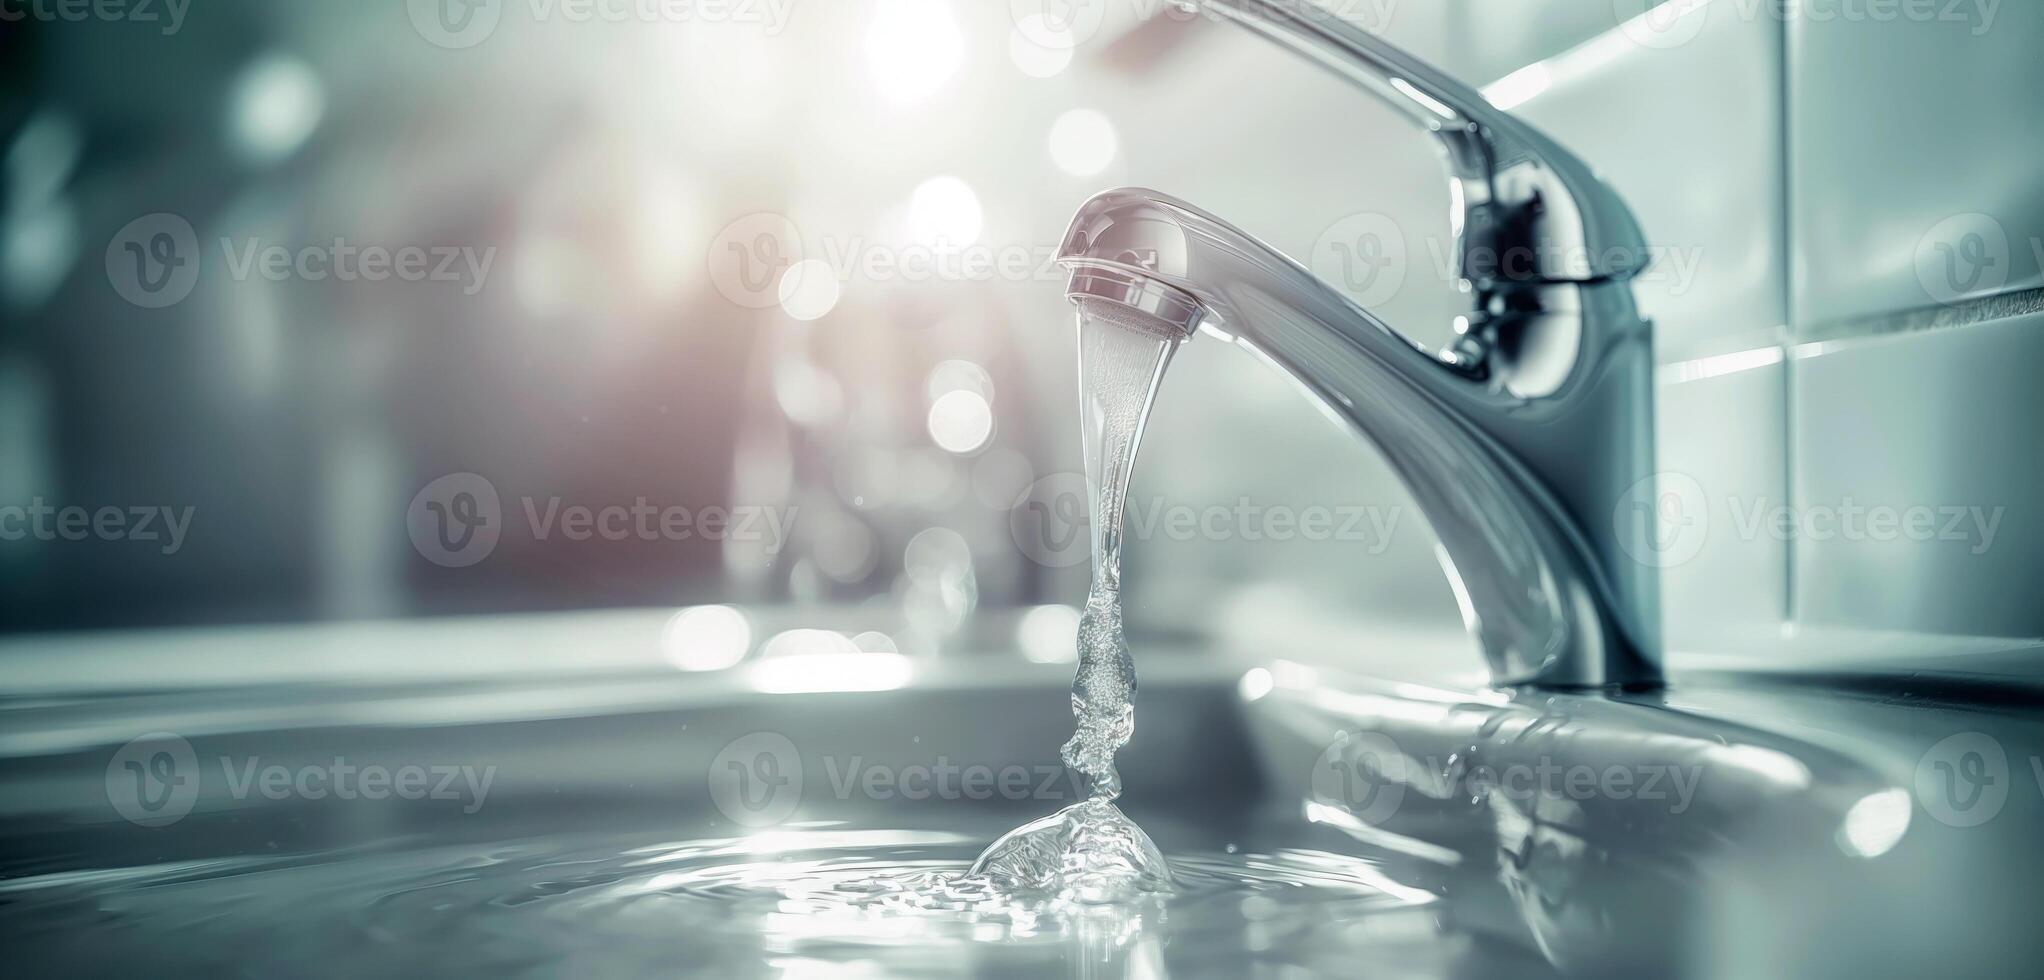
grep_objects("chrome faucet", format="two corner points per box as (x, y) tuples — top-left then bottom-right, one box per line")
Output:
(1056, 0), (1661, 688)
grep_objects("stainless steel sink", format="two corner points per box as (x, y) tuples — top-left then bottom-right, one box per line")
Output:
(2, 610), (2041, 977)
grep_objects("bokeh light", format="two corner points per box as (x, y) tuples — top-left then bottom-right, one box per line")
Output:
(227, 54), (324, 165)
(1048, 108), (1119, 177)
(927, 389), (994, 454)
(1017, 604), (1080, 663)
(906, 176), (984, 247)
(778, 259), (842, 321)
(660, 605), (753, 672)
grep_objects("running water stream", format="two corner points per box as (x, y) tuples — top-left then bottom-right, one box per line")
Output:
(959, 302), (1183, 901)
(732, 301), (1212, 920)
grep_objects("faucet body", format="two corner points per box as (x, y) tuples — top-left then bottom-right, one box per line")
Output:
(1058, 2), (1662, 688)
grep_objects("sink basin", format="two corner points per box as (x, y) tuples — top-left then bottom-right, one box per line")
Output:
(2, 610), (2040, 977)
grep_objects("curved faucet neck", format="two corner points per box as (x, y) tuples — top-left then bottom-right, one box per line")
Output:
(1061, 190), (1661, 689)
(1055, 9), (1666, 688)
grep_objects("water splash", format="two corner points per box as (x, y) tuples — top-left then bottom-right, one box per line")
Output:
(969, 798), (1173, 902)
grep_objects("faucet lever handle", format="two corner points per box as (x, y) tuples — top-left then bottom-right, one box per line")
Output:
(1197, 0), (1653, 286)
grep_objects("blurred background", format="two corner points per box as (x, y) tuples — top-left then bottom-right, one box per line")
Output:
(3, 0), (2038, 676)
(0, 0), (1478, 667)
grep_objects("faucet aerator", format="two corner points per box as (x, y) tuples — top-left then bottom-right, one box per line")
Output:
(1066, 266), (1203, 341)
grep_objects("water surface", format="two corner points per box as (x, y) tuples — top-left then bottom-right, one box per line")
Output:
(3, 816), (1540, 978)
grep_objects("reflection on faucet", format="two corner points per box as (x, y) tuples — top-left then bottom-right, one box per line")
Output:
(1057, 3), (1662, 689)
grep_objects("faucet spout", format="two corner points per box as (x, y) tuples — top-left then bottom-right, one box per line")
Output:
(1055, 8), (1662, 689)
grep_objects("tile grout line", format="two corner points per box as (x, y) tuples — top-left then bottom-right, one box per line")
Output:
(1777, 8), (1798, 628)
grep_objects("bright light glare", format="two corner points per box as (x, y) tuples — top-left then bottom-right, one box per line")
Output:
(1712, 743), (1813, 790)
(778, 259), (841, 321)
(1048, 109), (1118, 177)
(1008, 17), (1075, 78)
(750, 652), (914, 694)
(1662, 346), (1786, 385)
(1016, 604), (1080, 664)
(905, 176), (983, 247)
(752, 630), (913, 693)
(228, 54), (325, 165)
(1239, 667), (1275, 702)
(866, 0), (963, 106)
(927, 389), (994, 454)
(1482, 62), (1552, 111)
(1839, 787), (1911, 859)
(661, 605), (752, 671)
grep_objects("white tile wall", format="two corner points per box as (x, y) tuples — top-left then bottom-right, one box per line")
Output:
(1509, 0), (1786, 363)
(1789, 0), (2044, 328)
(1440, 0), (1655, 92)
(1784, 3), (2044, 641)
(1790, 314), (2044, 638)
(1657, 357), (1792, 650)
